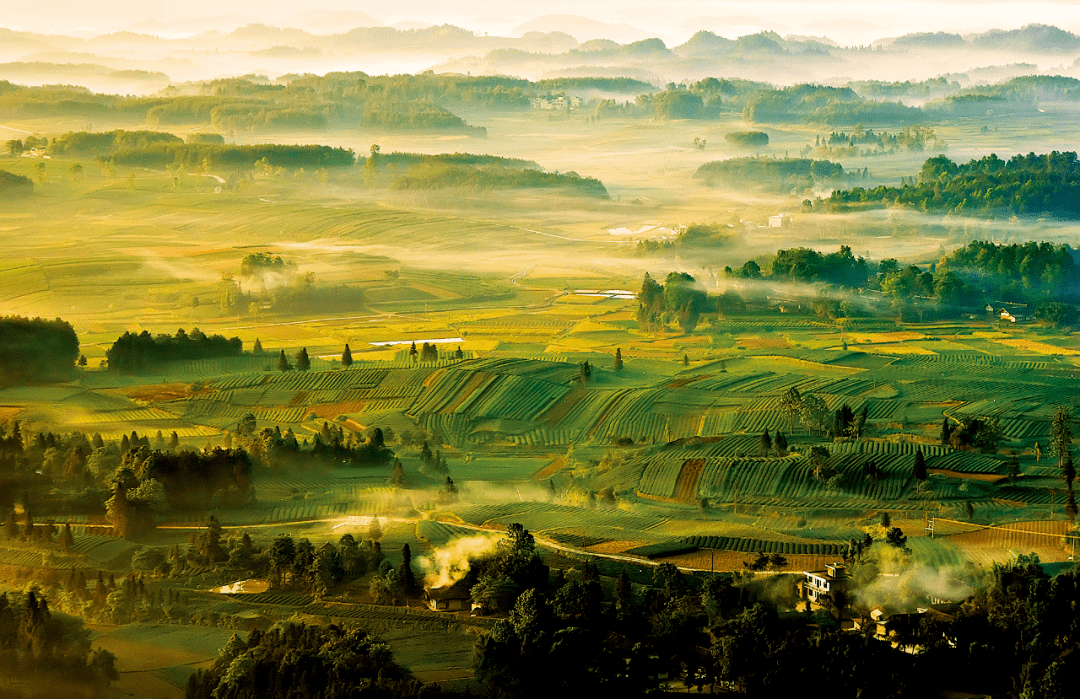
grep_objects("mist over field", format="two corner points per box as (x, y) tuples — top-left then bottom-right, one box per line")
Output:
(0, 2), (1078, 699)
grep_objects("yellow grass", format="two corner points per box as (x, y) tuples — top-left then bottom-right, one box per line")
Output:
(849, 331), (926, 343)
(993, 338), (1080, 355)
(854, 343), (937, 355)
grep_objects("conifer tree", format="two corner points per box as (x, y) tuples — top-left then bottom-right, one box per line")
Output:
(60, 522), (74, 552)
(614, 348), (624, 372)
(913, 449), (927, 482)
(773, 432), (788, 457)
(252, 338), (263, 354)
(341, 343), (353, 367)
(295, 347), (311, 371)
(276, 350), (292, 372)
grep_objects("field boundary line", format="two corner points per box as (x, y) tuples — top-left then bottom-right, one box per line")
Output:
(935, 517), (1070, 540)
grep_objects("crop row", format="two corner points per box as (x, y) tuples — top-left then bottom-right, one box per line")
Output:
(226, 591), (313, 606)
(926, 451), (1004, 474)
(509, 428), (580, 447)
(681, 535), (843, 556)
(467, 375), (570, 422)
(451, 501), (663, 532)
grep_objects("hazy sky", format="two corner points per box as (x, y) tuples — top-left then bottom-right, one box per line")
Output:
(3, 0), (1080, 45)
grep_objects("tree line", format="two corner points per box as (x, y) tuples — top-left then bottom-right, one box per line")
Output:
(0, 316), (79, 385)
(105, 328), (243, 373)
(0, 169), (33, 198)
(103, 143), (356, 170)
(637, 272), (711, 332)
(0, 589), (119, 697)
(829, 151), (1080, 219)
(694, 156), (852, 192)
(389, 163), (609, 198)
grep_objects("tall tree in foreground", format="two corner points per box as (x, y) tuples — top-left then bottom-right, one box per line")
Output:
(341, 343), (353, 367)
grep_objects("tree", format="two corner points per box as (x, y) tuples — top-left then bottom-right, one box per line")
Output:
(1065, 450), (1076, 491)
(295, 347), (311, 371)
(614, 348), (623, 372)
(773, 432), (788, 457)
(199, 515), (226, 564)
(759, 429), (771, 457)
(252, 338), (263, 354)
(1067, 490), (1078, 523)
(3, 510), (18, 540)
(913, 450), (927, 482)
(779, 387), (803, 433)
(169, 431), (180, 450)
(341, 344), (353, 367)
(579, 360), (592, 384)
(853, 404), (868, 439)
(885, 527), (908, 549)
(808, 446), (830, 479)
(1052, 407), (1072, 469)
(59, 522), (74, 552)
(276, 350), (292, 372)
(941, 418), (953, 446)
(880, 511), (890, 528)
(399, 543), (418, 596)
(389, 459), (406, 488)
(409, 342), (418, 363)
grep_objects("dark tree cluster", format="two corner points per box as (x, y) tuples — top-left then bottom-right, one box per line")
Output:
(829, 151), (1080, 219)
(0, 169), (33, 198)
(939, 239), (1080, 301)
(802, 125), (943, 159)
(695, 155), (849, 192)
(637, 272), (710, 332)
(264, 533), (379, 597)
(105, 328), (242, 373)
(106, 446), (253, 536)
(948, 417), (1004, 454)
(220, 271), (366, 317)
(389, 162), (608, 198)
(184, 623), (446, 699)
(724, 130), (769, 147)
(234, 418), (394, 470)
(770, 245), (870, 286)
(0, 316), (79, 385)
(741, 83), (925, 125)
(48, 129), (182, 156)
(239, 252), (294, 278)
(0, 590), (119, 697)
(104, 143), (356, 170)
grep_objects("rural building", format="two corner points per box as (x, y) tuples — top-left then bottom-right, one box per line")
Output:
(768, 214), (785, 227)
(998, 306), (1027, 322)
(800, 562), (847, 606)
(424, 580), (473, 612)
(856, 606), (957, 647)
